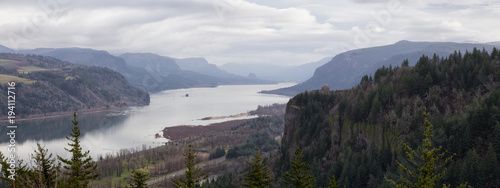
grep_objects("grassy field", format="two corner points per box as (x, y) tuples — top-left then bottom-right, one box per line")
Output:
(17, 66), (48, 73)
(0, 59), (16, 65)
(0, 74), (36, 84)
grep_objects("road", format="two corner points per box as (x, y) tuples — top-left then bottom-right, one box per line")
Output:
(146, 156), (226, 186)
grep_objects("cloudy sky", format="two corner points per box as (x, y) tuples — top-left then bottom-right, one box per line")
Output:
(1, 0), (499, 66)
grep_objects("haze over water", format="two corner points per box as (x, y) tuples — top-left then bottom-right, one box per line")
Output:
(0, 83), (294, 161)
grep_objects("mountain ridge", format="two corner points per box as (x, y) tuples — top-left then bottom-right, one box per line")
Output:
(12, 46), (273, 92)
(220, 56), (331, 82)
(0, 45), (13, 53)
(264, 41), (500, 96)
(0, 53), (149, 118)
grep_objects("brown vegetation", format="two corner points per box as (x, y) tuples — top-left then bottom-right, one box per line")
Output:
(91, 103), (286, 187)
(163, 118), (255, 140)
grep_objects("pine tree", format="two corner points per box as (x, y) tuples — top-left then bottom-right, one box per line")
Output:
(402, 59), (409, 67)
(0, 152), (16, 187)
(327, 175), (340, 188)
(493, 124), (500, 153)
(128, 170), (149, 188)
(31, 143), (60, 187)
(241, 146), (274, 188)
(485, 143), (498, 184)
(57, 112), (99, 188)
(462, 149), (480, 187)
(172, 144), (208, 188)
(385, 108), (457, 188)
(0, 152), (32, 188)
(283, 147), (315, 188)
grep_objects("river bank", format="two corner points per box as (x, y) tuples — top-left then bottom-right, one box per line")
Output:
(0, 83), (293, 163)
(162, 103), (286, 141)
(163, 118), (255, 140)
(0, 106), (127, 123)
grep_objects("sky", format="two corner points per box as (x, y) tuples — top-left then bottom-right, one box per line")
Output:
(0, 0), (499, 66)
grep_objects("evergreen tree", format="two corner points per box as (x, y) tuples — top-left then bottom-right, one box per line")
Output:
(327, 175), (340, 188)
(485, 143), (498, 185)
(462, 149), (480, 187)
(493, 124), (500, 154)
(0, 152), (21, 187)
(424, 73), (433, 87)
(0, 153), (39, 188)
(172, 144), (208, 188)
(31, 143), (60, 187)
(0, 160), (31, 188)
(385, 108), (457, 188)
(283, 147), (316, 188)
(57, 112), (99, 188)
(402, 59), (409, 67)
(241, 146), (274, 188)
(128, 170), (149, 188)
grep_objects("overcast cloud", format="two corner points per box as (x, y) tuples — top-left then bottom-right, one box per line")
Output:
(1, 0), (498, 66)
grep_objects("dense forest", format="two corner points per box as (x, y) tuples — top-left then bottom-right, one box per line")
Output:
(278, 48), (500, 187)
(202, 48), (500, 187)
(0, 53), (149, 117)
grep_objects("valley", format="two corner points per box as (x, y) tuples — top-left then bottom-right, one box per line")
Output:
(2, 1), (499, 187)
(1, 42), (500, 188)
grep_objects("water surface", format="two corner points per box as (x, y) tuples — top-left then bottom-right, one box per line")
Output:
(0, 83), (294, 160)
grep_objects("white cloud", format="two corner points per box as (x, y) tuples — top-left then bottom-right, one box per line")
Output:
(0, 0), (498, 65)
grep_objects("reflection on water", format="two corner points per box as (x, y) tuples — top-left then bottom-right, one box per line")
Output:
(0, 112), (128, 144)
(0, 83), (294, 161)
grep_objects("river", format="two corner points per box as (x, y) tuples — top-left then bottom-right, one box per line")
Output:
(0, 83), (294, 161)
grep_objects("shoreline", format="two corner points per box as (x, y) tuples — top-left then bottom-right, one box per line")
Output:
(0, 106), (127, 123)
(200, 112), (250, 120)
(163, 103), (287, 140)
(163, 118), (256, 141)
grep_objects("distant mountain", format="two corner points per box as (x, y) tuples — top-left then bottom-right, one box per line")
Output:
(0, 53), (149, 117)
(0, 45), (13, 53)
(120, 53), (273, 91)
(174, 57), (234, 78)
(220, 57), (331, 82)
(120, 53), (223, 90)
(265, 41), (499, 96)
(120, 53), (180, 72)
(19, 48), (160, 91)
(120, 52), (182, 90)
(486, 41), (500, 47)
(42, 48), (130, 72)
(15, 47), (270, 92)
(220, 63), (289, 81)
(174, 57), (272, 84)
(20, 48), (222, 91)
(279, 57), (332, 82)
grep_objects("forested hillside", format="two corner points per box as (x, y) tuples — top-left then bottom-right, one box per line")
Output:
(121, 53), (272, 91)
(11, 46), (273, 92)
(279, 48), (500, 187)
(0, 53), (149, 117)
(266, 41), (499, 96)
